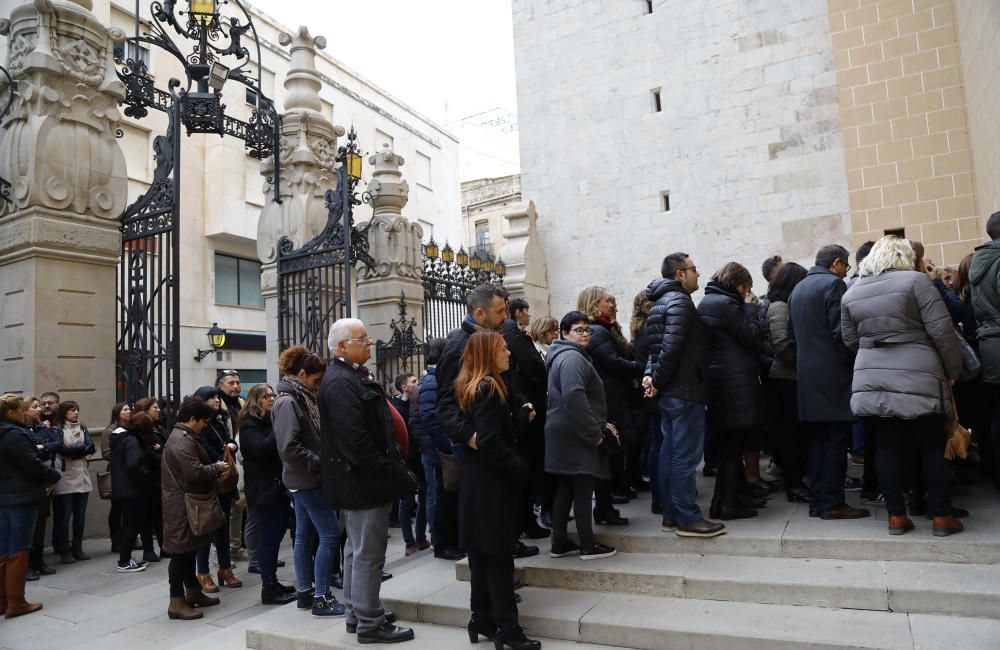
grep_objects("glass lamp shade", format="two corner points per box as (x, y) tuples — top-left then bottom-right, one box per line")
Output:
(495, 258), (506, 277)
(482, 256), (495, 273)
(207, 322), (227, 350)
(441, 243), (455, 264)
(424, 238), (439, 260)
(345, 151), (363, 181)
(189, 0), (217, 26)
(469, 252), (482, 271)
(456, 247), (469, 267)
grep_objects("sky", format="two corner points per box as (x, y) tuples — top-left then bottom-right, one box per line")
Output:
(249, 0), (519, 131)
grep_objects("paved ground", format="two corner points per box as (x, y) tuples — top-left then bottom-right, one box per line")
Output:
(1, 524), (411, 650)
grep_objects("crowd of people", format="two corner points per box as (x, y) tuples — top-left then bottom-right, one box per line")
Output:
(4, 215), (1000, 647)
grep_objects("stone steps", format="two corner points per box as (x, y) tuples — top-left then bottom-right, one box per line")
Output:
(454, 552), (1000, 618)
(366, 561), (1000, 649)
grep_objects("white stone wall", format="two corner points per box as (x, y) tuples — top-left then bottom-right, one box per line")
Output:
(954, 0), (1000, 219)
(512, 0), (852, 324)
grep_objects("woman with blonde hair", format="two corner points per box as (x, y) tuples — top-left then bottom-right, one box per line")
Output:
(456, 331), (539, 650)
(527, 316), (558, 359)
(842, 236), (965, 536)
(0, 394), (61, 618)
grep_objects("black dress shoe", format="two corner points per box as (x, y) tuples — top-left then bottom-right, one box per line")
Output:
(248, 564), (261, 574)
(357, 622), (414, 644)
(332, 571), (344, 590)
(521, 523), (550, 540)
(513, 541), (539, 558)
(381, 571), (393, 582)
(347, 611), (398, 634)
(37, 561), (57, 576)
(276, 581), (296, 595)
(261, 585), (297, 605)
(26, 566), (40, 582)
(651, 502), (663, 515)
(787, 488), (810, 503)
(609, 494), (630, 505)
(276, 560), (286, 567)
(593, 508), (629, 526)
(513, 592), (522, 604)
(433, 547), (466, 561)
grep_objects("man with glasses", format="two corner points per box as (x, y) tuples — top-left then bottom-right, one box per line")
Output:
(788, 245), (870, 520)
(642, 253), (725, 538)
(319, 318), (415, 644)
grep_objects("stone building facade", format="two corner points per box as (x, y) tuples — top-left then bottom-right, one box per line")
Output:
(1, 0), (463, 396)
(461, 173), (521, 257)
(512, 0), (1000, 324)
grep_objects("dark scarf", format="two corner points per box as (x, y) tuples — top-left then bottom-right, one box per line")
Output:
(282, 375), (321, 433)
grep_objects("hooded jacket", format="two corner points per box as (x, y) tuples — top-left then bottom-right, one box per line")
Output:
(970, 241), (1000, 383)
(644, 278), (708, 403)
(543, 339), (610, 479)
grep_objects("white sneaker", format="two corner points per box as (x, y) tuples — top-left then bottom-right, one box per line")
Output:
(117, 558), (147, 573)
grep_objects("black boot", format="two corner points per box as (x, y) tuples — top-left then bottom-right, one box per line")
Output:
(493, 625), (541, 650)
(710, 462), (758, 520)
(29, 547), (56, 576)
(468, 617), (498, 643)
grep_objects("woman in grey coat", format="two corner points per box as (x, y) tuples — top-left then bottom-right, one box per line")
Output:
(544, 311), (616, 561)
(841, 236), (964, 537)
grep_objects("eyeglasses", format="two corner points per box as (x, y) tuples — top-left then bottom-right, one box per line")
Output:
(347, 336), (374, 344)
(839, 260), (852, 272)
(678, 266), (697, 273)
(264, 393), (277, 400)
(570, 327), (592, 335)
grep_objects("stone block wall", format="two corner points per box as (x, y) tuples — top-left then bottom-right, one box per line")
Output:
(829, 0), (982, 263)
(512, 0), (851, 322)
(954, 0), (1000, 220)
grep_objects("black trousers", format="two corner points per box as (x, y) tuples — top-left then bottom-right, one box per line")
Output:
(551, 474), (594, 549)
(710, 427), (750, 512)
(860, 419), (880, 497)
(467, 550), (517, 631)
(874, 415), (951, 517)
(433, 485), (459, 551)
(168, 551), (199, 597)
(807, 421), (850, 512)
(119, 498), (148, 564)
(768, 379), (805, 492)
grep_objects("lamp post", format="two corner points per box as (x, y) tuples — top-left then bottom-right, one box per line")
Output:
(0, 63), (13, 208)
(195, 322), (227, 361)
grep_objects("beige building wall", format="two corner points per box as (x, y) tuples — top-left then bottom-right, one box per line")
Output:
(953, 0), (1000, 219)
(461, 174), (521, 256)
(829, 0), (982, 264)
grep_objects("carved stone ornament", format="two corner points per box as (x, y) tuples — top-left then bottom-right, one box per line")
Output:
(0, 0), (127, 220)
(356, 144), (423, 280)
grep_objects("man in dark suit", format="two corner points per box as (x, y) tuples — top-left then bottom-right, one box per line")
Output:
(788, 245), (870, 521)
(319, 318), (415, 645)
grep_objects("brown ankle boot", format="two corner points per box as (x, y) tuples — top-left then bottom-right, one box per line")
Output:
(5, 551), (44, 619)
(0, 553), (8, 614)
(887, 515), (914, 536)
(167, 596), (203, 620)
(217, 567), (242, 588)
(185, 586), (220, 607)
(196, 572), (219, 593)
(933, 515), (964, 537)
(56, 545), (75, 564)
(71, 542), (91, 561)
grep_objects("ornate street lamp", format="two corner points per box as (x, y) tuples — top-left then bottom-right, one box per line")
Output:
(456, 247), (469, 268)
(195, 322), (227, 361)
(469, 251), (482, 271)
(0, 63), (14, 208)
(424, 237), (439, 260)
(441, 243), (455, 264)
(494, 258), (506, 278)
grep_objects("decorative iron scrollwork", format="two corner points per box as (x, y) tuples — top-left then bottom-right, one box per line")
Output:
(375, 292), (425, 390)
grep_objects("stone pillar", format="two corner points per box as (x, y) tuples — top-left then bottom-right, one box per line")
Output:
(0, 0), (127, 420)
(257, 26), (343, 385)
(356, 145), (425, 359)
(498, 200), (550, 314)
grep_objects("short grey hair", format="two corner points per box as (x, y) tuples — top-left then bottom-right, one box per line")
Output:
(328, 318), (365, 353)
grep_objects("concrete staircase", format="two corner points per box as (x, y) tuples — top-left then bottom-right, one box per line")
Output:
(247, 475), (1000, 649)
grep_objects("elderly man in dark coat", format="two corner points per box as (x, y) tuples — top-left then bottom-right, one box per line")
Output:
(788, 245), (869, 520)
(319, 318), (415, 645)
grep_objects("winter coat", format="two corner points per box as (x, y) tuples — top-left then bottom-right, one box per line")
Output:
(109, 430), (152, 500)
(970, 241), (1000, 382)
(698, 282), (764, 431)
(933, 279), (976, 343)
(273, 380), (322, 491)
(766, 301), (797, 381)
(319, 358), (406, 510)
(196, 414), (235, 464)
(26, 424), (62, 463)
(544, 339), (610, 479)
(644, 278), (709, 403)
(418, 367), (451, 459)
(788, 267), (854, 422)
(52, 422), (95, 495)
(585, 321), (644, 419)
(632, 324), (659, 414)
(501, 318), (547, 408)
(0, 420), (62, 508)
(161, 425), (222, 554)
(240, 412), (287, 508)
(458, 381), (527, 557)
(842, 270), (964, 419)
(436, 318), (480, 445)
(100, 425), (126, 495)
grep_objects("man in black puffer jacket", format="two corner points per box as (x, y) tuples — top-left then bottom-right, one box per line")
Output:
(643, 252), (725, 538)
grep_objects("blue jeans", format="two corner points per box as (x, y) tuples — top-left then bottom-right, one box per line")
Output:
(254, 500), (288, 587)
(292, 488), (340, 595)
(658, 396), (707, 525)
(647, 411), (663, 508)
(52, 492), (88, 549)
(422, 453), (440, 537)
(197, 493), (233, 573)
(398, 494), (426, 547)
(0, 504), (38, 555)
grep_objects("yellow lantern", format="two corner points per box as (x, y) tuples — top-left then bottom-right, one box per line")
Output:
(424, 238), (439, 260)
(345, 150), (363, 181)
(189, 0), (217, 26)
(441, 243), (455, 264)
(456, 247), (469, 267)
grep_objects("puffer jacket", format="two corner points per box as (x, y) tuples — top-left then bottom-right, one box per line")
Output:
(585, 321), (643, 419)
(0, 420), (62, 508)
(766, 301), (797, 380)
(418, 367), (451, 457)
(970, 241), (1000, 383)
(698, 282), (764, 430)
(842, 269), (964, 418)
(645, 278), (708, 403)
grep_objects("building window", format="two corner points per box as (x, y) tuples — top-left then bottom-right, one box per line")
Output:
(644, 0), (653, 14)
(885, 228), (905, 238)
(246, 87), (259, 107)
(215, 254), (263, 308)
(475, 221), (490, 250)
(114, 41), (151, 69)
(415, 151), (432, 189)
(661, 191), (671, 212)
(651, 88), (662, 113)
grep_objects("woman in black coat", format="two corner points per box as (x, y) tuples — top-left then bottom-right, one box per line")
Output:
(456, 331), (539, 650)
(238, 384), (295, 605)
(698, 262), (765, 521)
(110, 412), (155, 573)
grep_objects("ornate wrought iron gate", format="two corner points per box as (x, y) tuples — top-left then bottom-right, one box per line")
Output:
(422, 241), (505, 341)
(375, 294), (425, 391)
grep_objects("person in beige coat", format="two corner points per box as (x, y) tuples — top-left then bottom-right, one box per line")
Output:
(841, 236), (964, 537)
